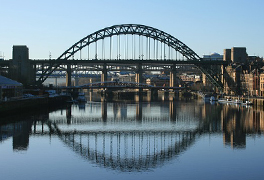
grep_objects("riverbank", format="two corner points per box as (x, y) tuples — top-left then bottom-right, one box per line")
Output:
(194, 91), (264, 108)
(0, 95), (69, 116)
(224, 96), (264, 108)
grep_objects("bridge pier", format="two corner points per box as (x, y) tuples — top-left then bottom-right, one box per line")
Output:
(0, 87), (2, 101)
(134, 93), (143, 102)
(101, 63), (107, 83)
(101, 101), (107, 122)
(74, 77), (79, 86)
(136, 102), (142, 121)
(66, 64), (72, 87)
(66, 105), (72, 124)
(169, 100), (177, 121)
(135, 63), (143, 92)
(170, 65), (177, 88)
(54, 77), (58, 87)
(162, 91), (170, 101)
(150, 89), (158, 100)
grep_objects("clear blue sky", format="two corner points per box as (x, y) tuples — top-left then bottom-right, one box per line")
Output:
(1, 0), (264, 59)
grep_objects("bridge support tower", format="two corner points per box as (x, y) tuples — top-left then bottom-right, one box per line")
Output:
(169, 100), (176, 121)
(101, 63), (107, 83)
(170, 65), (177, 88)
(136, 102), (142, 121)
(135, 63), (143, 84)
(101, 101), (107, 122)
(66, 105), (72, 124)
(135, 63), (143, 93)
(10, 45), (35, 86)
(150, 89), (158, 99)
(74, 77), (79, 86)
(66, 64), (72, 87)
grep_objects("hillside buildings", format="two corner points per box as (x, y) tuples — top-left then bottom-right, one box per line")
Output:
(222, 47), (264, 96)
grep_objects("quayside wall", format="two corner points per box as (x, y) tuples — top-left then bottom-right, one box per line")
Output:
(0, 95), (69, 115)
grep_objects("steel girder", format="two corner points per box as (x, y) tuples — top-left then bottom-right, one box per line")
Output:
(36, 24), (200, 85)
(196, 65), (224, 91)
(58, 24), (200, 61)
(35, 24), (225, 90)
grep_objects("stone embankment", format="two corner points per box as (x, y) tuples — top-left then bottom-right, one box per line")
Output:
(0, 95), (69, 115)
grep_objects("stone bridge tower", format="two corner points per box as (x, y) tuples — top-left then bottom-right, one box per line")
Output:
(10, 45), (35, 86)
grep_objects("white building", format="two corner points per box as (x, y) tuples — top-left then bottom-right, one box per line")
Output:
(203, 52), (223, 61)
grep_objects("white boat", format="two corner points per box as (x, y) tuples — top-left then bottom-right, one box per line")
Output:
(225, 98), (234, 104)
(243, 100), (253, 106)
(233, 99), (243, 104)
(77, 92), (86, 102)
(218, 98), (227, 103)
(218, 98), (235, 104)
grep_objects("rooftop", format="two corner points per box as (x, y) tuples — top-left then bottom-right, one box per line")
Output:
(0, 75), (22, 87)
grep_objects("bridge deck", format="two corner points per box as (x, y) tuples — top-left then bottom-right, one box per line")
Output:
(30, 59), (228, 65)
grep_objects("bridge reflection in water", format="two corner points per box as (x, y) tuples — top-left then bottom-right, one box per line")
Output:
(2, 99), (264, 172)
(61, 131), (195, 171)
(42, 101), (202, 171)
(64, 101), (181, 123)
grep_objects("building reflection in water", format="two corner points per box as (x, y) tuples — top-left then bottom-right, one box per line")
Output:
(0, 113), (49, 151)
(221, 106), (264, 149)
(222, 106), (246, 148)
(0, 121), (31, 151)
(0, 100), (264, 170)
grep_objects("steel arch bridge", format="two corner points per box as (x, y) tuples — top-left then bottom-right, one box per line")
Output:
(36, 24), (224, 89)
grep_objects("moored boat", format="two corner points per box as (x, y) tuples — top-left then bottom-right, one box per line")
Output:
(233, 99), (243, 104)
(218, 98), (226, 103)
(243, 100), (253, 106)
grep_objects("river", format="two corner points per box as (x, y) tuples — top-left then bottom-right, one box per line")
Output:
(0, 96), (264, 180)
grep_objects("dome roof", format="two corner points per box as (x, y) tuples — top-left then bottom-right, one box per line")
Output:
(211, 52), (220, 56)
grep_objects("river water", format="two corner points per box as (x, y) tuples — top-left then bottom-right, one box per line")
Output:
(1, 96), (264, 180)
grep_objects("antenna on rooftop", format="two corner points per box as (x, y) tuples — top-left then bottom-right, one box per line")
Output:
(49, 51), (51, 60)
